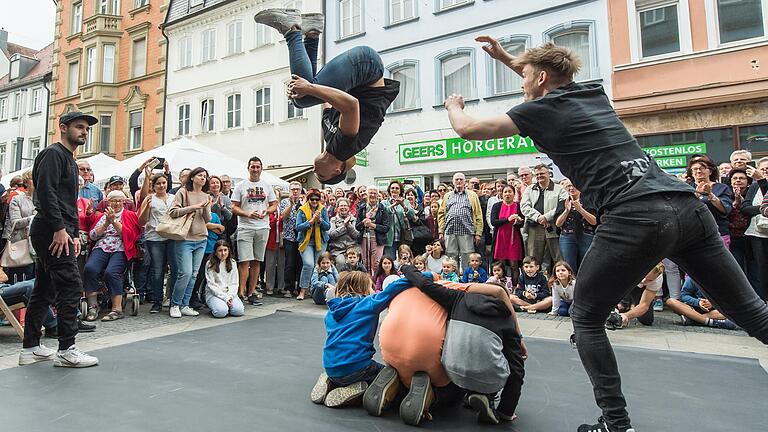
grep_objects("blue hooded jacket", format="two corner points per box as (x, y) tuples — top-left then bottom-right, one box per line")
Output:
(322, 276), (411, 378)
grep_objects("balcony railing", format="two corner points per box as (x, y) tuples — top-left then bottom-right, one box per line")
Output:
(82, 14), (122, 39)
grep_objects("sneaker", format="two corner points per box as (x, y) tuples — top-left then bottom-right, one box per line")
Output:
(468, 393), (499, 425)
(711, 319), (738, 330)
(248, 294), (263, 306)
(527, 308), (537, 314)
(18, 343), (56, 365)
(162, 298), (170, 308)
(53, 345), (99, 368)
(77, 319), (96, 332)
(577, 417), (635, 432)
(310, 372), (332, 404)
(513, 305), (525, 313)
(301, 13), (324, 36)
(169, 305), (182, 318)
(283, 291), (293, 298)
(605, 310), (622, 331)
(363, 365), (401, 417)
(180, 306), (199, 316)
(498, 411), (518, 422)
(253, 8), (302, 35)
(652, 298), (663, 312)
(324, 381), (368, 408)
(399, 371), (434, 426)
(680, 315), (693, 326)
(150, 303), (162, 314)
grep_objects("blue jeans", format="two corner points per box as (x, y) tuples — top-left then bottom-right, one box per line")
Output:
(299, 242), (326, 289)
(558, 300), (572, 317)
(286, 31), (383, 108)
(730, 236), (762, 299)
(0, 279), (56, 329)
(559, 233), (594, 274)
(329, 360), (384, 387)
(172, 240), (206, 307)
(146, 240), (177, 307)
(83, 249), (127, 297)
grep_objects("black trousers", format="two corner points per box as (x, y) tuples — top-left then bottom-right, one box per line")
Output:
(571, 192), (768, 431)
(23, 224), (83, 351)
(283, 240), (301, 293)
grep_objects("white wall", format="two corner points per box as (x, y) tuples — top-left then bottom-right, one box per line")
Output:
(0, 84), (48, 176)
(324, 0), (612, 187)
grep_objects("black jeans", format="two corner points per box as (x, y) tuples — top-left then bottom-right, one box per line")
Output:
(23, 224), (83, 351)
(571, 192), (768, 431)
(283, 240), (301, 294)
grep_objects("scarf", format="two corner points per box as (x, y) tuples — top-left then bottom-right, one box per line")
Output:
(298, 202), (324, 252)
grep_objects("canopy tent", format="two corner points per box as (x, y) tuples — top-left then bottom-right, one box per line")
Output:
(1, 152), (119, 188)
(93, 138), (290, 190)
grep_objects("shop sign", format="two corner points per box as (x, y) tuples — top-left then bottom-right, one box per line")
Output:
(398, 136), (536, 164)
(641, 143), (707, 158)
(654, 156), (688, 169)
(355, 149), (368, 167)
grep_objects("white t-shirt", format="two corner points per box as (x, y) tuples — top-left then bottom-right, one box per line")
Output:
(144, 194), (175, 242)
(231, 178), (276, 231)
(426, 254), (447, 274)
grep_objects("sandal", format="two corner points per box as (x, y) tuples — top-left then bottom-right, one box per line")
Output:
(85, 306), (98, 322)
(101, 310), (124, 322)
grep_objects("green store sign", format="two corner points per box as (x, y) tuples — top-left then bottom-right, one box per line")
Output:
(355, 149), (368, 167)
(398, 136), (536, 164)
(641, 143), (707, 168)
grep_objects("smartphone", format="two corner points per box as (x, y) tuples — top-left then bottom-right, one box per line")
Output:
(747, 161), (756, 168)
(154, 157), (165, 169)
(403, 179), (414, 185)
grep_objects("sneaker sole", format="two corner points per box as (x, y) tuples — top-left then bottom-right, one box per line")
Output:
(53, 357), (99, 368)
(399, 372), (433, 426)
(310, 373), (330, 404)
(324, 381), (368, 408)
(253, 8), (301, 34)
(18, 354), (55, 366)
(363, 365), (400, 416)
(468, 394), (499, 425)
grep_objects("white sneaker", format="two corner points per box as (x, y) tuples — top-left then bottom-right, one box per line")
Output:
(301, 13), (324, 36)
(18, 343), (56, 366)
(53, 345), (99, 368)
(169, 305), (182, 318)
(254, 8), (302, 35)
(180, 306), (199, 316)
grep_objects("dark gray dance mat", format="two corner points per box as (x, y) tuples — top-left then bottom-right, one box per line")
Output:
(1, 311), (765, 431)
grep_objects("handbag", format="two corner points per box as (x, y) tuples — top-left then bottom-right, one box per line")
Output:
(156, 190), (195, 240)
(1, 220), (33, 267)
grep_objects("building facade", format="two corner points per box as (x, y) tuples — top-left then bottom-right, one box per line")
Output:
(608, 0), (768, 170)
(0, 29), (54, 175)
(323, 0), (612, 189)
(48, 0), (168, 159)
(163, 0), (322, 182)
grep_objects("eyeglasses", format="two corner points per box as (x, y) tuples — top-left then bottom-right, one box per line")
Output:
(519, 173), (531, 177)
(438, 188), (446, 192)
(78, 167), (92, 171)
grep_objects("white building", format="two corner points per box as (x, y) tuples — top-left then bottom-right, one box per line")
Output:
(323, 0), (612, 189)
(0, 29), (53, 176)
(163, 0), (323, 184)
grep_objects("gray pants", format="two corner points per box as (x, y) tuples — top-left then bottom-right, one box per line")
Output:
(445, 234), (474, 272)
(525, 224), (561, 275)
(662, 258), (681, 300)
(264, 248), (285, 291)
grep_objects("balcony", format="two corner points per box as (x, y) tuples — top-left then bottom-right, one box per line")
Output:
(81, 15), (122, 41)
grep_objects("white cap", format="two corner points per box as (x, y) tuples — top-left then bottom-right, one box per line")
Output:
(383, 275), (400, 290)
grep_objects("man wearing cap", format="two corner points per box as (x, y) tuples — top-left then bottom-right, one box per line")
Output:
(95, 176), (137, 213)
(19, 111), (100, 368)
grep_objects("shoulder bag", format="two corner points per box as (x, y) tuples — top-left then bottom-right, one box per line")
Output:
(157, 190), (195, 240)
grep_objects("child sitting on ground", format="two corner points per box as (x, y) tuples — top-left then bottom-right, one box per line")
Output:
(338, 247), (367, 273)
(512, 256), (552, 314)
(462, 253), (489, 283)
(606, 263), (664, 330)
(439, 258), (460, 282)
(310, 252), (340, 305)
(548, 261), (575, 317)
(424, 239), (447, 274)
(665, 276), (738, 330)
(396, 244), (413, 270)
(205, 240), (245, 318)
(487, 261), (516, 296)
(310, 271), (412, 408)
(373, 256), (398, 292)
(412, 255), (427, 272)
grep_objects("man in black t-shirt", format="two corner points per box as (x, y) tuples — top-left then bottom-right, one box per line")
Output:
(441, 36), (768, 432)
(254, 8), (399, 185)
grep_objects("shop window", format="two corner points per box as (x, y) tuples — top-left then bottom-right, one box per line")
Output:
(738, 124), (768, 156)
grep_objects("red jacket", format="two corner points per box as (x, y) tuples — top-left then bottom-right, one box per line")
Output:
(267, 212), (283, 250)
(120, 210), (142, 261)
(77, 197), (100, 232)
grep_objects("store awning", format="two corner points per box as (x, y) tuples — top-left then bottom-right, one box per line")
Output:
(264, 165), (314, 182)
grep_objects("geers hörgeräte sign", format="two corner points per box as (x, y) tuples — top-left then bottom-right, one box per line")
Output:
(399, 136), (536, 164)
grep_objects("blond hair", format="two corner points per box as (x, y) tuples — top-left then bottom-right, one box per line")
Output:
(335, 271), (372, 298)
(513, 42), (581, 83)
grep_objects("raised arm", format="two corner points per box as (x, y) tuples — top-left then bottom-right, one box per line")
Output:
(446, 97), (520, 141)
(288, 75), (360, 136)
(476, 35), (523, 76)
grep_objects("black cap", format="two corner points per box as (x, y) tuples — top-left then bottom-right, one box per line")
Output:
(60, 111), (98, 126)
(107, 175), (125, 186)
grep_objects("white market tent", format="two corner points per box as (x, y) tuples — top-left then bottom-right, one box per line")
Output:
(1, 152), (119, 188)
(93, 138), (289, 189)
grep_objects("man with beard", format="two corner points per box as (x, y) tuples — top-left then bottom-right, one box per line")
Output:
(18, 112), (99, 368)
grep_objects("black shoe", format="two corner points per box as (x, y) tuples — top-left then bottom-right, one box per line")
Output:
(577, 417), (635, 432)
(363, 365), (401, 417)
(150, 303), (162, 314)
(467, 394), (499, 425)
(513, 304), (525, 313)
(399, 371), (434, 426)
(605, 310), (622, 331)
(248, 294), (263, 306)
(44, 327), (58, 338)
(77, 319), (96, 332)
(189, 300), (205, 311)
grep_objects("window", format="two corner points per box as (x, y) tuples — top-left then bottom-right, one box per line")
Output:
(717, 0), (765, 44)
(255, 24), (273, 47)
(227, 21), (243, 55)
(490, 38), (526, 95)
(551, 28), (592, 81)
(134, 0), (148, 8)
(390, 63), (419, 111)
(0, 143), (5, 169)
(103, 44), (116, 83)
(86, 46), (97, 83)
(439, 0), (470, 10)
(10, 92), (22, 118)
(339, 0), (363, 38)
(132, 38), (146, 77)
(72, 2), (83, 34)
(31, 88), (43, 113)
(189, 0), (203, 8)
(227, 93), (242, 128)
(83, 132), (93, 153)
(437, 50), (474, 103)
(9, 58), (20, 80)
(178, 104), (190, 135)
(178, 37), (192, 68)
(254, 88), (271, 124)
(739, 123), (768, 155)
(284, 0), (303, 8)
(287, 100), (303, 119)
(68, 61), (80, 96)
(390, 0), (416, 24)
(0, 98), (7, 120)
(129, 110), (143, 151)
(99, 0), (120, 14)
(637, 1), (680, 57)
(29, 138), (42, 160)
(201, 99), (215, 132)
(201, 30), (215, 62)
(99, 115), (112, 152)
